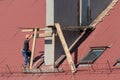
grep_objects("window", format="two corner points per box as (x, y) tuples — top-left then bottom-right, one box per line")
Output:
(113, 58), (120, 66)
(78, 47), (107, 66)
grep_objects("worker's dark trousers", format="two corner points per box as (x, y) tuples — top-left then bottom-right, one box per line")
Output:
(22, 50), (29, 65)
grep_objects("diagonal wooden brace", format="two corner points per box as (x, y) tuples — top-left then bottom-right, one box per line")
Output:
(54, 23), (76, 73)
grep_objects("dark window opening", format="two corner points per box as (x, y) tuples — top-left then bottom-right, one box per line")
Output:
(78, 47), (107, 66)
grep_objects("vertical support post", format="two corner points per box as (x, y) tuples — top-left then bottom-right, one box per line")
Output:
(30, 28), (37, 69)
(55, 23), (76, 73)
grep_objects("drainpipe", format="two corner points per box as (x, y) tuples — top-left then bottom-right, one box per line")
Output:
(79, 0), (82, 26)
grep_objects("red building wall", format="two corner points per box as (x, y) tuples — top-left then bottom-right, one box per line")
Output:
(0, 0), (46, 67)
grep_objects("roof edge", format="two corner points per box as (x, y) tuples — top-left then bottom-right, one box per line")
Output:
(89, 0), (118, 28)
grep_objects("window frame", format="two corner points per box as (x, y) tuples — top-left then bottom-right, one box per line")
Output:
(113, 58), (120, 66)
(78, 46), (108, 66)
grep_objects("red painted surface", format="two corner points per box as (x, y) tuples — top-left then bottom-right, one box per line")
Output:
(0, 0), (45, 79)
(1, 0), (120, 80)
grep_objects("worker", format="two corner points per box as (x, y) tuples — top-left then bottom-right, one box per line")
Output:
(22, 34), (33, 68)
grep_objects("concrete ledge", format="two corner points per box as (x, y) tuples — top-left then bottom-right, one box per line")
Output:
(22, 67), (64, 73)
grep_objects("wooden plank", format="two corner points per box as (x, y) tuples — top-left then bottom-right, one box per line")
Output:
(69, 30), (86, 51)
(39, 28), (52, 31)
(55, 23), (76, 73)
(30, 28), (37, 69)
(38, 32), (52, 38)
(32, 58), (44, 69)
(21, 29), (34, 32)
(55, 54), (66, 67)
(21, 28), (52, 32)
(90, 0), (118, 28)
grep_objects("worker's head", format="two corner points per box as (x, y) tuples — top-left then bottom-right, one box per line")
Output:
(25, 34), (30, 39)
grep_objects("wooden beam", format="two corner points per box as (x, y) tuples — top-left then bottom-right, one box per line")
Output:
(69, 31), (86, 51)
(39, 28), (52, 31)
(21, 28), (52, 32)
(38, 32), (52, 38)
(90, 0), (118, 28)
(21, 29), (34, 32)
(55, 23), (76, 73)
(32, 58), (44, 69)
(30, 28), (37, 69)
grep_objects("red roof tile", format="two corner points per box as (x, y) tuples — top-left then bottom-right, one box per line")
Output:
(1, 0), (120, 80)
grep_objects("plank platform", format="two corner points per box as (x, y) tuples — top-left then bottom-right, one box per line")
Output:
(22, 67), (64, 73)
